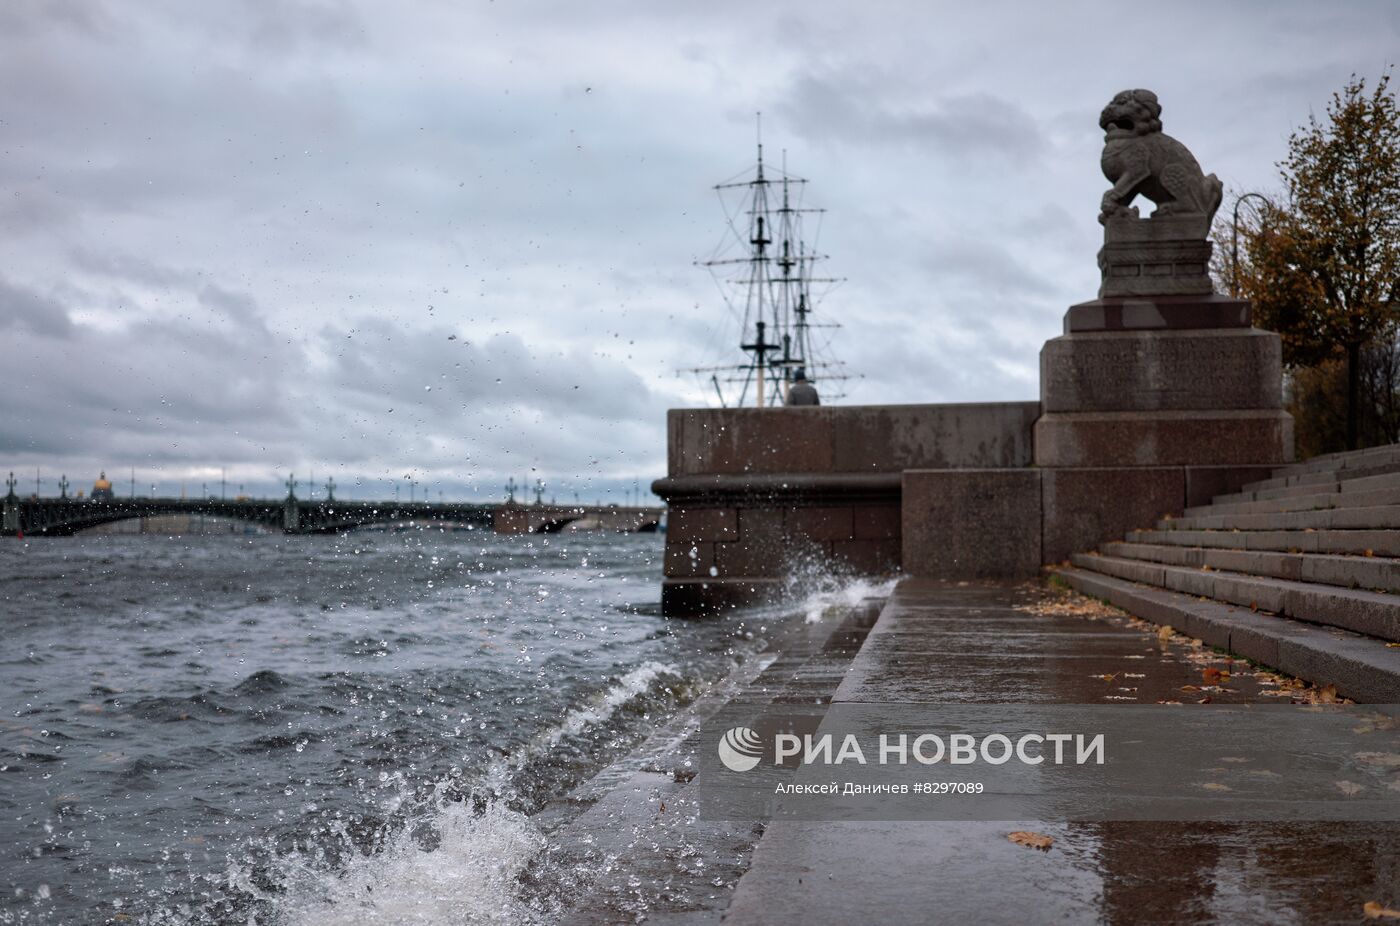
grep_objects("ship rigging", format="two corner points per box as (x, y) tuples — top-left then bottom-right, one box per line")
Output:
(690, 129), (853, 408)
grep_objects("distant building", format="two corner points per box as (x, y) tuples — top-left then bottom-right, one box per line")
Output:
(91, 471), (114, 500)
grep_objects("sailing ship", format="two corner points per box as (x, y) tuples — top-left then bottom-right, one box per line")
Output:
(690, 128), (854, 408)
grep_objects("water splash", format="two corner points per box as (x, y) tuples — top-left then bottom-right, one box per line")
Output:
(797, 574), (897, 624)
(173, 660), (686, 926)
(275, 797), (550, 926)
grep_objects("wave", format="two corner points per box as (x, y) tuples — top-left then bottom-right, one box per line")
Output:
(154, 661), (685, 925)
(534, 660), (680, 754)
(271, 796), (551, 926)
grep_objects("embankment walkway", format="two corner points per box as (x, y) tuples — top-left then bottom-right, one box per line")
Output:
(552, 580), (1398, 924)
(720, 580), (1395, 925)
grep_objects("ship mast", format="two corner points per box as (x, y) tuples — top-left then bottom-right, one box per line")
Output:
(693, 118), (854, 408)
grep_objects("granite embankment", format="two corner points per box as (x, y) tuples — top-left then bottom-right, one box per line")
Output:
(544, 576), (1398, 924)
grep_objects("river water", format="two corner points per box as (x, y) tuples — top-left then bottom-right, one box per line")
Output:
(0, 529), (859, 924)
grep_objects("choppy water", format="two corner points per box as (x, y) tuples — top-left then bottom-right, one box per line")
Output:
(0, 529), (848, 924)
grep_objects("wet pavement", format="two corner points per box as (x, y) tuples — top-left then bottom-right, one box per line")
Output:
(720, 579), (1400, 926)
(540, 596), (886, 924)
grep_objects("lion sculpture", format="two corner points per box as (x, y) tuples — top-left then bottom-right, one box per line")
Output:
(1098, 89), (1222, 227)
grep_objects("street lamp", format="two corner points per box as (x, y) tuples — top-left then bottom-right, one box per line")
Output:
(1230, 192), (1271, 298)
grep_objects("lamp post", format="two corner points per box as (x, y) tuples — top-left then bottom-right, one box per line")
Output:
(1230, 192), (1271, 298)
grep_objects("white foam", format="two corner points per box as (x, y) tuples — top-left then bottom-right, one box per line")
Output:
(537, 660), (679, 750)
(199, 662), (681, 926)
(276, 797), (549, 926)
(798, 575), (897, 623)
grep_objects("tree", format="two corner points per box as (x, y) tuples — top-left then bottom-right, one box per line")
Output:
(1223, 72), (1400, 451)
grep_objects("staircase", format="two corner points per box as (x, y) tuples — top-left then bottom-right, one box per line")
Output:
(1057, 443), (1400, 702)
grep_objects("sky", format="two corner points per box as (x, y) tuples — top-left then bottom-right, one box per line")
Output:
(1, 0), (1397, 502)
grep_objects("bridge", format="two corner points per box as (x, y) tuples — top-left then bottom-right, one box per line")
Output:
(1, 475), (663, 537)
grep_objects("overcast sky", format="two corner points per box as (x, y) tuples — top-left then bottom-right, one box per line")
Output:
(1, 0), (1396, 501)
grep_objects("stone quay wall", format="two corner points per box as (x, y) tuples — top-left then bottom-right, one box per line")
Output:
(652, 403), (1040, 615)
(653, 298), (1293, 616)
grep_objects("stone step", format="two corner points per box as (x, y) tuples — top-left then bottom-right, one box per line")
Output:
(1069, 552), (1400, 641)
(1235, 468), (1353, 494)
(1278, 441), (1400, 471)
(1159, 504), (1400, 533)
(1220, 465), (1400, 504)
(1055, 566), (1400, 702)
(1183, 474), (1400, 518)
(1100, 541), (1400, 593)
(1126, 527), (1400, 558)
(1251, 443), (1400, 484)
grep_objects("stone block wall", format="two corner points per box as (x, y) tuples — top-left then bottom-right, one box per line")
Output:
(653, 403), (1040, 615)
(1034, 295), (1291, 562)
(653, 301), (1293, 606)
(666, 403), (1040, 476)
(665, 499), (902, 579)
(902, 469), (1042, 578)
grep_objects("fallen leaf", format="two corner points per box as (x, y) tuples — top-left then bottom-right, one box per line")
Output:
(1202, 667), (1229, 684)
(1158, 625), (1174, 641)
(1364, 901), (1400, 920)
(1202, 782), (1231, 792)
(1356, 753), (1400, 769)
(1318, 684), (1339, 704)
(1179, 684), (1202, 692)
(1007, 831), (1053, 850)
(1365, 549), (1376, 558)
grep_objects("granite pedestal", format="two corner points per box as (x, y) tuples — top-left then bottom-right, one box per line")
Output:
(1035, 293), (1291, 563)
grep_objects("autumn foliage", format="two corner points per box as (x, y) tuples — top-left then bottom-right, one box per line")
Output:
(1216, 72), (1400, 454)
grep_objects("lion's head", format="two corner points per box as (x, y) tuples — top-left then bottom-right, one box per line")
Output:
(1099, 89), (1162, 138)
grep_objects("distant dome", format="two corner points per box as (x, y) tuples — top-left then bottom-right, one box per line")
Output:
(92, 471), (114, 499)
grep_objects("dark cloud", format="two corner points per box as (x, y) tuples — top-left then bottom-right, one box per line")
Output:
(781, 73), (1049, 164)
(0, 0), (113, 38)
(1, 0), (1396, 497)
(0, 276), (73, 338)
